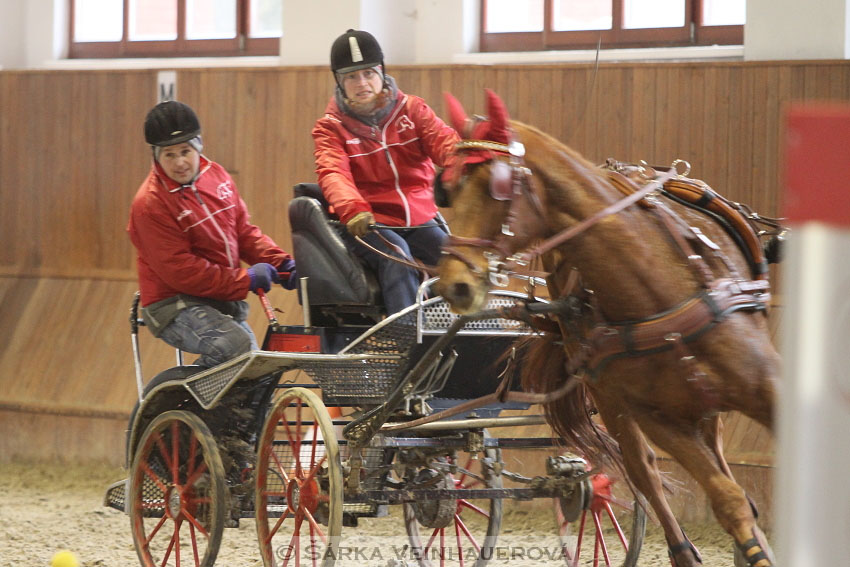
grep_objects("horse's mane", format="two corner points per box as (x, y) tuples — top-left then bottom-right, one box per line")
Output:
(510, 120), (599, 172)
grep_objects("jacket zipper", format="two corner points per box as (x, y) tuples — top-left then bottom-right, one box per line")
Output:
(187, 164), (236, 268)
(381, 96), (411, 226)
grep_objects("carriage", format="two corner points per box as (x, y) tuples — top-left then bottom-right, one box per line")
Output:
(103, 183), (646, 567)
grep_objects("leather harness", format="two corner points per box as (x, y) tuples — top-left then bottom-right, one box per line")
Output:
(442, 136), (773, 380)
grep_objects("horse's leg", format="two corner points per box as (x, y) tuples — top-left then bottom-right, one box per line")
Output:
(700, 415), (763, 518)
(636, 413), (774, 567)
(700, 414), (774, 566)
(591, 395), (703, 567)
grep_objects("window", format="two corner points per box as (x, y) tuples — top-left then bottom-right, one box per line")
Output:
(69, 0), (282, 58)
(481, 0), (745, 52)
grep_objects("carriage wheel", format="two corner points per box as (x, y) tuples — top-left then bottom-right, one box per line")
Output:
(129, 410), (226, 567)
(255, 387), (343, 567)
(403, 440), (503, 567)
(555, 464), (646, 567)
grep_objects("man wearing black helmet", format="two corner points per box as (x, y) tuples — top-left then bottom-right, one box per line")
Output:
(313, 29), (459, 314)
(128, 100), (297, 368)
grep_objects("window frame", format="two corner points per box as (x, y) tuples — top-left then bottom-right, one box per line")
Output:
(68, 0), (280, 58)
(480, 0), (744, 52)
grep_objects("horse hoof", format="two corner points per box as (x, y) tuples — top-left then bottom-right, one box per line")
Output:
(669, 533), (703, 566)
(737, 535), (774, 567)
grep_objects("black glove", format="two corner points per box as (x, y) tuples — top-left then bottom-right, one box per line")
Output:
(279, 258), (298, 290)
(247, 263), (280, 293)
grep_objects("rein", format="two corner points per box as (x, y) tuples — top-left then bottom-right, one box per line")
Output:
(444, 133), (773, 386)
(442, 138), (678, 284)
(512, 167), (677, 267)
(354, 232), (435, 274)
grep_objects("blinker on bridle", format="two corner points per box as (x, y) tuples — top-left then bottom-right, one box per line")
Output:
(442, 135), (547, 288)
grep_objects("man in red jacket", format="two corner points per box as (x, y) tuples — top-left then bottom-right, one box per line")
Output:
(128, 100), (297, 368)
(313, 29), (459, 314)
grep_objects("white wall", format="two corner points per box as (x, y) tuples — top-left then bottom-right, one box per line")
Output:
(1, 0), (849, 70)
(745, 0), (850, 60)
(0, 0), (66, 69)
(0, 0), (25, 69)
(361, 0), (417, 65)
(279, 0), (476, 67)
(414, 0), (479, 64)
(279, 0), (361, 66)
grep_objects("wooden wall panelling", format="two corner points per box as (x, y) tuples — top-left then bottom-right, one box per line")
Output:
(604, 66), (633, 162)
(626, 66), (655, 165)
(732, 62), (751, 204)
(0, 276), (294, 417)
(711, 65), (735, 201)
(2, 73), (45, 271)
(0, 73), (9, 268)
(4, 60), (850, 471)
(4, 60), (850, 280)
(93, 72), (152, 274)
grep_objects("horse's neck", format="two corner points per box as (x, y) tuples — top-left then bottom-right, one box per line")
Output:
(541, 177), (700, 321)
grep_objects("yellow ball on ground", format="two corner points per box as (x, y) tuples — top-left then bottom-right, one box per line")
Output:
(50, 550), (80, 567)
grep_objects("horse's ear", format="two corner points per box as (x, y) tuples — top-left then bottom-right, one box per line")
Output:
(443, 92), (468, 137)
(484, 89), (511, 144)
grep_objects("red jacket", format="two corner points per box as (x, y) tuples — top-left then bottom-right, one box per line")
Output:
(128, 156), (290, 307)
(312, 87), (459, 226)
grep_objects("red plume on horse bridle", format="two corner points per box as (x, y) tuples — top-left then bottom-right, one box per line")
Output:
(442, 89), (514, 188)
(444, 88), (511, 143)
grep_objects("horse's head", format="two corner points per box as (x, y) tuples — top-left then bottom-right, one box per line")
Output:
(435, 90), (547, 313)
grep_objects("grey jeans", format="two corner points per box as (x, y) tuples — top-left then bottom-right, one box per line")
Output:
(158, 304), (258, 368)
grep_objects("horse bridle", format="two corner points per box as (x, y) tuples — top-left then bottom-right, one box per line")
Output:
(441, 135), (549, 286)
(442, 133), (677, 287)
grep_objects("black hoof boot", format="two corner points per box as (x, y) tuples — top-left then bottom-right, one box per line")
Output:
(737, 536), (773, 567)
(668, 529), (703, 566)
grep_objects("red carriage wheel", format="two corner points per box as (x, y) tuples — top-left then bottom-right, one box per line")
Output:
(255, 387), (343, 567)
(555, 464), (646, 567)
(129, 410), (226, 567)
(403, 438), (503, 567)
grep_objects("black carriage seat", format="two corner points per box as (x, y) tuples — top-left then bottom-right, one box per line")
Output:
(289, 183), (384, 326)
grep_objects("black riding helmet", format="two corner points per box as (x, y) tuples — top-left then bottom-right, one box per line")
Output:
(330, 29), (385, 87)
(144, 100), (201, 147)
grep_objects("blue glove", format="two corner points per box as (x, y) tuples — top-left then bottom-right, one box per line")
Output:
(279, 258), (298, 290)
(247, 263), (280, 293)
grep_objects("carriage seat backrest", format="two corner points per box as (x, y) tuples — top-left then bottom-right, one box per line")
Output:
(289, 183), (381, 307)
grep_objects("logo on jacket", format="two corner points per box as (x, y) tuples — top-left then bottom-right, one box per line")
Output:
(217, 181), (234, 200)
(177, 209), (192, 221)
(346, 138), (361, 145)
(397, 115), (415, 133)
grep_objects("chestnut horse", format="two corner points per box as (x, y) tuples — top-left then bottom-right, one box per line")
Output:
(435, 90), (779, 567)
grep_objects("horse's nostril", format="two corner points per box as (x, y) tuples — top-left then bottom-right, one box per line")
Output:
(452, 282), (471, 299)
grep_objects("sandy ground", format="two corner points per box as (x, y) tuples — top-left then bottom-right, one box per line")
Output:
(0, 461), (744, 567)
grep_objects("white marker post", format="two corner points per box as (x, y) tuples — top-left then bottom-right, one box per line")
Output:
(776, 103), (850, 566)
